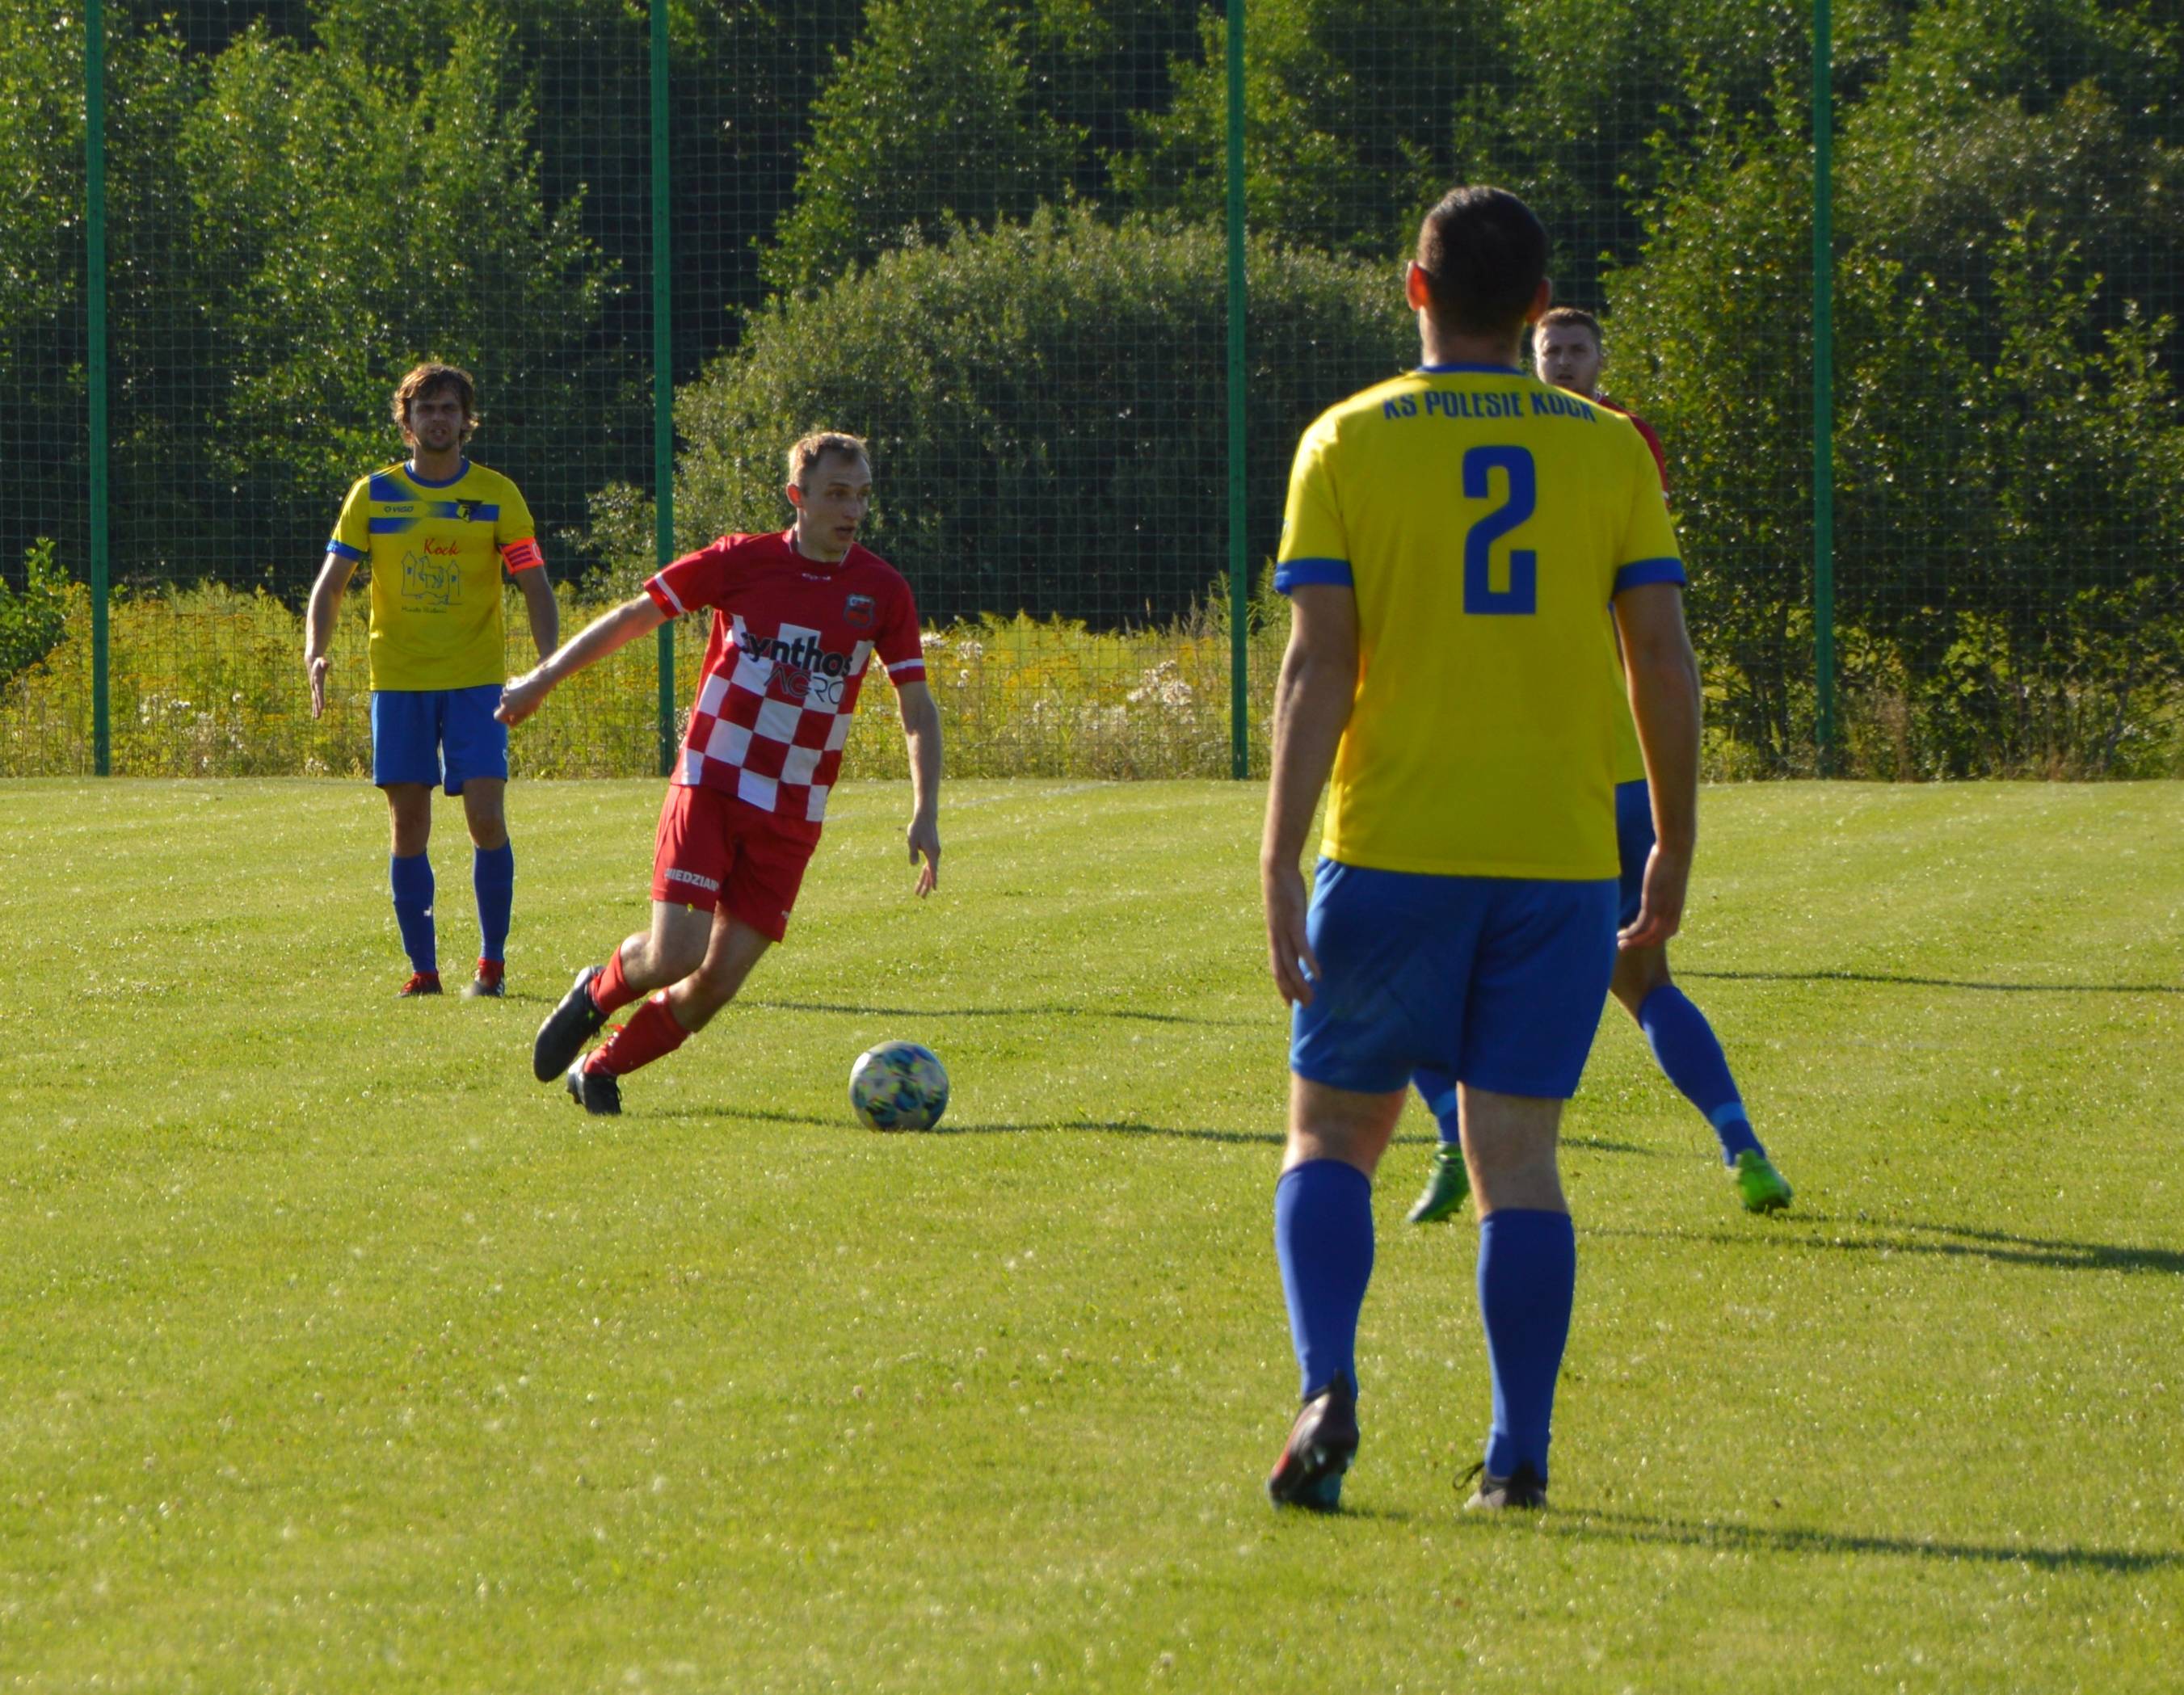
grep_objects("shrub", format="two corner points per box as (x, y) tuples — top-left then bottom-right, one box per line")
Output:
(607, 207), (1413, 629)
(0, 538), (69, 689)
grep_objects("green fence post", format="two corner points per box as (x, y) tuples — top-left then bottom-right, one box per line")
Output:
(650, 0), (675, 776)
(1225, 0), (1248, 779)
(1812, 0), (1836, 772)
(86, 0), (110, 776)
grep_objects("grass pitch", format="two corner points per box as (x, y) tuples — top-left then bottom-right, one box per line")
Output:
(4, 777), (2181, 1693)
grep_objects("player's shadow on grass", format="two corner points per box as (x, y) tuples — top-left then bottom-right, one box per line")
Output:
(1544, 1509), (2182, 1574)
(1592, 1218), (2184, 1277)
(1883, 1218), (2184, 1277)
(1681, 968), (2182, 995)
(654, 1103), (1287, 1145)
(1560, 1135), (1664, 1157)
(959, 1117), (1284, 1145)
(746, 998), (1265, 1028)
(662, 1104), (1667, 1155)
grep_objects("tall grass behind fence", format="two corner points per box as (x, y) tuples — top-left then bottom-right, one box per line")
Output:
(0, 583), (1292, 780)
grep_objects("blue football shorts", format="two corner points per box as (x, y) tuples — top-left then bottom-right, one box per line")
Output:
(371, 684), (510, 795)
(1615, 778), (1655, 930)
(1293, 858), (1618, 1102)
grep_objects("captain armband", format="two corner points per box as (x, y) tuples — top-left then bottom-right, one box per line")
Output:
(501, 537), (545, 574)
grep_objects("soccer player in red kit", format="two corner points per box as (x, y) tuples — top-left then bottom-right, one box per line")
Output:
(496, 431), (942, 1114)
(1534, 307), (1669, 487)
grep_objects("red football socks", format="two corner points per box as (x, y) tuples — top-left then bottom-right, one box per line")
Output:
(587, 991), (689, 1077)
(592, 948), (639, 1016)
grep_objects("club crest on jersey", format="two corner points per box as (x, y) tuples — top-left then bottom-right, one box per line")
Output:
(844, 593), (877, 631)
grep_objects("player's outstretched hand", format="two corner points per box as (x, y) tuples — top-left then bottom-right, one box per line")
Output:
(306, 654), (330, 720)
(1262, 859), (1321, 1007)
(496, 669), (548, 726)
(907, 813), (940, 898)
(1618, 842), (1690, 951)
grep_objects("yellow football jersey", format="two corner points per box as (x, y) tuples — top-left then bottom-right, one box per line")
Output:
(1276, 363), (1682, 879)
(329, 459), (542, 692)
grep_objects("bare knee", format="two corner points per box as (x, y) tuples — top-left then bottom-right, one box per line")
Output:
(462, 780), (509, 851)
(662, 915), (772, 1034)
(384, 784), (432, 857)
(680, 941), (764, 1018)
(1610, 944), (1673, 1020)
(1458, 1087), (1567, 1216)
(1285, 1077), (1405, 1179)
(644, 931), (708, 985)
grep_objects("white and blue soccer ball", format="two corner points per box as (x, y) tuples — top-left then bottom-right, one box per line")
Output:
(848, 1040), (950, 1132)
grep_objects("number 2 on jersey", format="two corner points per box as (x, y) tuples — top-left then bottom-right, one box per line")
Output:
(1462, 446), (1537, 615)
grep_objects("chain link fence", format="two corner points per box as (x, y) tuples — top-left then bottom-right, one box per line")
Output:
(2, 0), (2178, 780)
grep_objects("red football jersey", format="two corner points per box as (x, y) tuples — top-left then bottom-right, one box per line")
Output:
(644, 530), (926, 838)
(1597, 398), (1669, 494)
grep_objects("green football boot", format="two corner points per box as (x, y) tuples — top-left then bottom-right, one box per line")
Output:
(1406, 1144), (1472, 1225)
(1732, 1149), (1793, 1214)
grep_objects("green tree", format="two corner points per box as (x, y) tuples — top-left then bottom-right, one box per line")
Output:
(615, 208), (1410, 622)
(309, 0), (867, 378)
(177, 13), (616, 583)
(1606, 90), (1829, 772)
(1118, 0), (1901, 300)
(764, 0), (1080, 292)
(1120, 0), (1515, 261)
(0, 1), (88, 580)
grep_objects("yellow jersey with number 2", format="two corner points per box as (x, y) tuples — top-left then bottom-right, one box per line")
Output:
(1275, 362), (1682, 881)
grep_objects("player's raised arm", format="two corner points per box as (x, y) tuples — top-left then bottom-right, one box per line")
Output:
(303, 550), (357, 720)
(496, 592), (669, 726)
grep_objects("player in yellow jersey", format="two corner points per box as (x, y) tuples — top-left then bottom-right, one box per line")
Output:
(303, 364), (560, 998)
(1408, 305), (1792, 1222)
(1260, 188), (1702, 1513)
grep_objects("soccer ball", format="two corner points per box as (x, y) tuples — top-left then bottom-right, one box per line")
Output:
(848, 1040), (950, 1132)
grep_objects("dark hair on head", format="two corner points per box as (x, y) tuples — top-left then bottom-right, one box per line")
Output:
(392, 362), (479, 443)
(1537, 305), (1602, 348)
(1414, 187), (1549, 338)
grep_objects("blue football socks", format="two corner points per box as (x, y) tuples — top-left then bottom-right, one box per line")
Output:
(1417, 1066), (1462, 1146)
(1636, 983), (1763, 1165)
(389, 852), (436, 975)
(1273, 1159), (1375, 1401)
(1476, 1207), (1576, 1482)
(473, 841), (515, 965)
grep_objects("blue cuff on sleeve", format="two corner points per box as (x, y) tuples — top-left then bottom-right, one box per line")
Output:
(1613, 557), (1685, 595)
(1274, 557), (1353, 594)
(326, 539), (364, 562)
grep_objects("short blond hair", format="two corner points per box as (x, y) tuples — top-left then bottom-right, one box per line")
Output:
(392, 362), (479, 443)
(787, 431), (870, 487)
